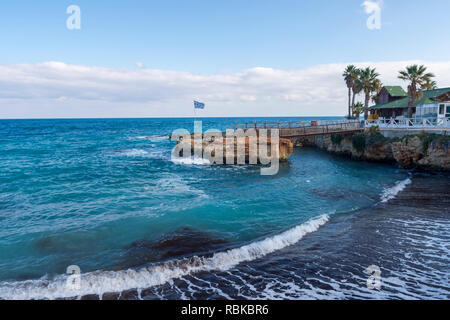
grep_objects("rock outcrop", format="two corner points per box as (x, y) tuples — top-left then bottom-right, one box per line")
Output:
(391, 135), (450, 170)
(299, 131), (450, 171)
(175, 134), (294, 164)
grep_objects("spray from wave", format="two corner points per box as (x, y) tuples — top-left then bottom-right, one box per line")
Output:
(380, 177), (412, 203)
(0, 215), (329, 300)
(171, 156), (211, 165)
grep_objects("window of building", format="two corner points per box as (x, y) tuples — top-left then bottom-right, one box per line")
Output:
(421, 105), (438, 118)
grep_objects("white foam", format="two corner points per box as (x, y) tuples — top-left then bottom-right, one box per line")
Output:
(380, 177), (412, 203)
(171, 156), (211, 165)
(156, 174), (208, 199)
(115, 149), (149, 157)
(0, 215), (329, 300)
(136, 135), (168, 142)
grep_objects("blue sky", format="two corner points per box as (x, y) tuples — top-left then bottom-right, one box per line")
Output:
(1, 0), (450, 118)
(1, 0), (449, 72)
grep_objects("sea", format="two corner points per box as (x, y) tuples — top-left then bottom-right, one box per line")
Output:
(0, 117), (448, 300)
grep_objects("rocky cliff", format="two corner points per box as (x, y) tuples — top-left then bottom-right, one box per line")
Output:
(299, 131), (450, 171)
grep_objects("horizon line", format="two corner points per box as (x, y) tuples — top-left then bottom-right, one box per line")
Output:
(0, 115), (344, 120)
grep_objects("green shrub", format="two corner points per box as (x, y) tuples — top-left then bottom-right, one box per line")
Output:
(367, 125), (380, 136)
(368, 132), (389, 144)
(331, 134), (343, 145)
(422, 134), (434, 151)
(418, 133), (450, 151)
(352, 132), (366, 153)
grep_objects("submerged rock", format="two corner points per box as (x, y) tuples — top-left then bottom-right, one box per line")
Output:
(118, 227), (229, 269)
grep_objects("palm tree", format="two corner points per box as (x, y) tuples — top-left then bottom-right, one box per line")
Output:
(353, 102), (365, 120)
(370, 79), (383, 105)
(358, 67), (380, 120)
(422, 79), (437, 90)
(352, 75), (363, 114)
(343, 65), (360, 118)
(398, 65), (435, 118)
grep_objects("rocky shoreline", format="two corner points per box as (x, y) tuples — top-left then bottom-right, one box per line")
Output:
(293, 130), (450, 171)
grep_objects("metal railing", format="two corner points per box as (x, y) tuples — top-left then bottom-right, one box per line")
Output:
(234, 119), (362, 130)
(365, 117), (450, 129)
(230, 120), (363, 138)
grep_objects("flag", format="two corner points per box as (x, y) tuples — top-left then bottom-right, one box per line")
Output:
(194, 101), (205, 109)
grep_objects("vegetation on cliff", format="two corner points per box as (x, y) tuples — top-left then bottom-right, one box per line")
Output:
(413, 132), (450, 152)
(324, 128), (449, 171)
(351, 132), (366, 153)
(330, 134), (343, 145)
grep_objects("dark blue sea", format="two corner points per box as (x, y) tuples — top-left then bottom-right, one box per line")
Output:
(0, 118), (448, 299)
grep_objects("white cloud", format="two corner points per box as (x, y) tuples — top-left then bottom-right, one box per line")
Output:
(1, 60), (450, 118)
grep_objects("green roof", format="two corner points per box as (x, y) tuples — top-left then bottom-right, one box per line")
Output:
(383, 86), (407, 97)
(419, 97), (438, 105)
(370, 87), (450, 110)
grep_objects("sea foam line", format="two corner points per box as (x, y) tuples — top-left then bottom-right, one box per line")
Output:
(135, 135), (169, 142)
(380, 177), (412, 203)
(171, 156), (211, 165)
(0, 215), (329, 300)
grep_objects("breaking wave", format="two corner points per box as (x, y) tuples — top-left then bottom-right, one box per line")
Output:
(0, 215), (329, 300)
(380, 177), (412, 203)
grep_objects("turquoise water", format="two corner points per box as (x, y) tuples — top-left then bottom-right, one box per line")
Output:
(0, 118), (413, 298)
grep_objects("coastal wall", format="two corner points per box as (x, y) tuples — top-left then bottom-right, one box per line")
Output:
(292, 130), (450, 171)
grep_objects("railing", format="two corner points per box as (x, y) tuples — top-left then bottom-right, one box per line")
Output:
(230, 119), (363, 138)
(365, 117), (450, 129)
(234, 119), (362, 130)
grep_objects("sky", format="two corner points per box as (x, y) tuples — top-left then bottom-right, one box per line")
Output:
(1, 0), (450, 118)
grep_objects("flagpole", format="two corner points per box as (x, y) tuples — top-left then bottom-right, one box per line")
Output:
(194, 101), (197, 120)
(193, 100), (204, 120)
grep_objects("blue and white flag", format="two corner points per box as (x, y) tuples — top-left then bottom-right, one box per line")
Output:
(194, 101), (205, 109)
